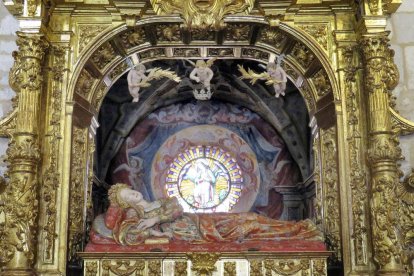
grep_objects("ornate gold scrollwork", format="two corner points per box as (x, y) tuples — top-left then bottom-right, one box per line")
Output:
(150, 0), (255, 30)
(102, 260), (145, 276)
(188, 252), (220, 276)
(263, 259), (310, 276)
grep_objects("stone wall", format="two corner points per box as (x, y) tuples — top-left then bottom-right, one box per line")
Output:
(388, 0), (414, 174)
(0, 2), (18, 175)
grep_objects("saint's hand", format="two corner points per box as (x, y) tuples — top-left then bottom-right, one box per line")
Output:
(135, 217), (160, 230)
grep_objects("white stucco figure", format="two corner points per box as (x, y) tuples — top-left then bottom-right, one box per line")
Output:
(127, 63), (181, 103)
(127, 64), (147, 102)
(238, 55), (288, 98)
(187, 58), (216, 100)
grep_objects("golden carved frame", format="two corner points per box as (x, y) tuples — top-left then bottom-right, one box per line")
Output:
(0, 0), (413, 275)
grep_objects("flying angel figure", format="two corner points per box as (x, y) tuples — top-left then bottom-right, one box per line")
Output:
(127, 63), (181, 102)
(186, 58), (217, 100)
(238, 55), (288, 98)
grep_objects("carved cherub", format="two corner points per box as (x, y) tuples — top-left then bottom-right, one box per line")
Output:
(127, 63), (181, 102)
(187, 58), (217, 100)
(238, 55), (288, 98)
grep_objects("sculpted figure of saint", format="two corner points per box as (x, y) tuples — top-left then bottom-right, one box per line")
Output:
(91, 183), (182, 245)
(90, 184), (323, 246)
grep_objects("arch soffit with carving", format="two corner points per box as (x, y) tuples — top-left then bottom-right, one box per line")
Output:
(68, 16), (340, 119)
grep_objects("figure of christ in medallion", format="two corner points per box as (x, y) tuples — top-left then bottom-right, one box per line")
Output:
(90, 184), (323, 246)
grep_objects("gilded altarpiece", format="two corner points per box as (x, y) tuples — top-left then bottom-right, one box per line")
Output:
(0, 0), (413, 275)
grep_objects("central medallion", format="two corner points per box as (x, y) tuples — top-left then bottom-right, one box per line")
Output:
(166, 146), (243, 213)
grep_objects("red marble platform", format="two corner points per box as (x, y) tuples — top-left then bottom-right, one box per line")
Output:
(85, 239), (326, 253)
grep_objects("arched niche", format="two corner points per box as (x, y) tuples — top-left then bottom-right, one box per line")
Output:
(65, 16), (343, 270)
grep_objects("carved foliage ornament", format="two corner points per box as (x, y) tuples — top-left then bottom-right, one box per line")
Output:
(360, 34), (399, 94)
(102, 260), (145, 276)
(264, 259), (310, 275)
(150, 0), (255, 30)
(79, 25), (110, 53)
(187, 252), (220, 275)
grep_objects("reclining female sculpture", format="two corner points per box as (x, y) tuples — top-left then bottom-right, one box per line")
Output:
(90, 183), (323, 246)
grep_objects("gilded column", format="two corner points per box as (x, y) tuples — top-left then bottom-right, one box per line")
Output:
(360, 32), (406, 275)
(0, 32), (48, 275)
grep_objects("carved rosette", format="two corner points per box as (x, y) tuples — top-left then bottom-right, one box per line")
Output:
(0, 32), (48, 272)
(360, 32), (406, 274)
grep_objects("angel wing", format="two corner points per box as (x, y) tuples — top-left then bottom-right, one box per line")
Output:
(139, 67), (181, 87)
(238, 64), (272, 85)
(206, 57), (217, 67)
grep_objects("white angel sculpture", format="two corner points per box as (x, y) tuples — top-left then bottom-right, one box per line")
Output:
(238, 55), (288, 98)
(187, 58), (217, 100)
(127, 63), (181, 102)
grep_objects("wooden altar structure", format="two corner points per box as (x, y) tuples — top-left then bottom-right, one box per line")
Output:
(0, 0), (414, 275)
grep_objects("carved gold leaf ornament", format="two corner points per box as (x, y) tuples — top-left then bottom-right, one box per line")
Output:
(120, 28), (147, 49)
(223, 262), (236, 276)
(91, 43), (117, 70)
(150, 0), (255, 30)
(188, 252), (220, 275)
(249, 259), (263, 276)
(79, 25), (110, 53)
(260, 27), (286, 49)
(156, 24), (181, 42)
(264, 259), (310, 275)
(174, 261), (188, 276)
(75, 69), (96, 98)
(298, 24), (328, 51)
(148, 260), (162, 275)
(85, 261), (98, 276)
(291, 42), (314, 69)
(102, 260), (145, 276)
